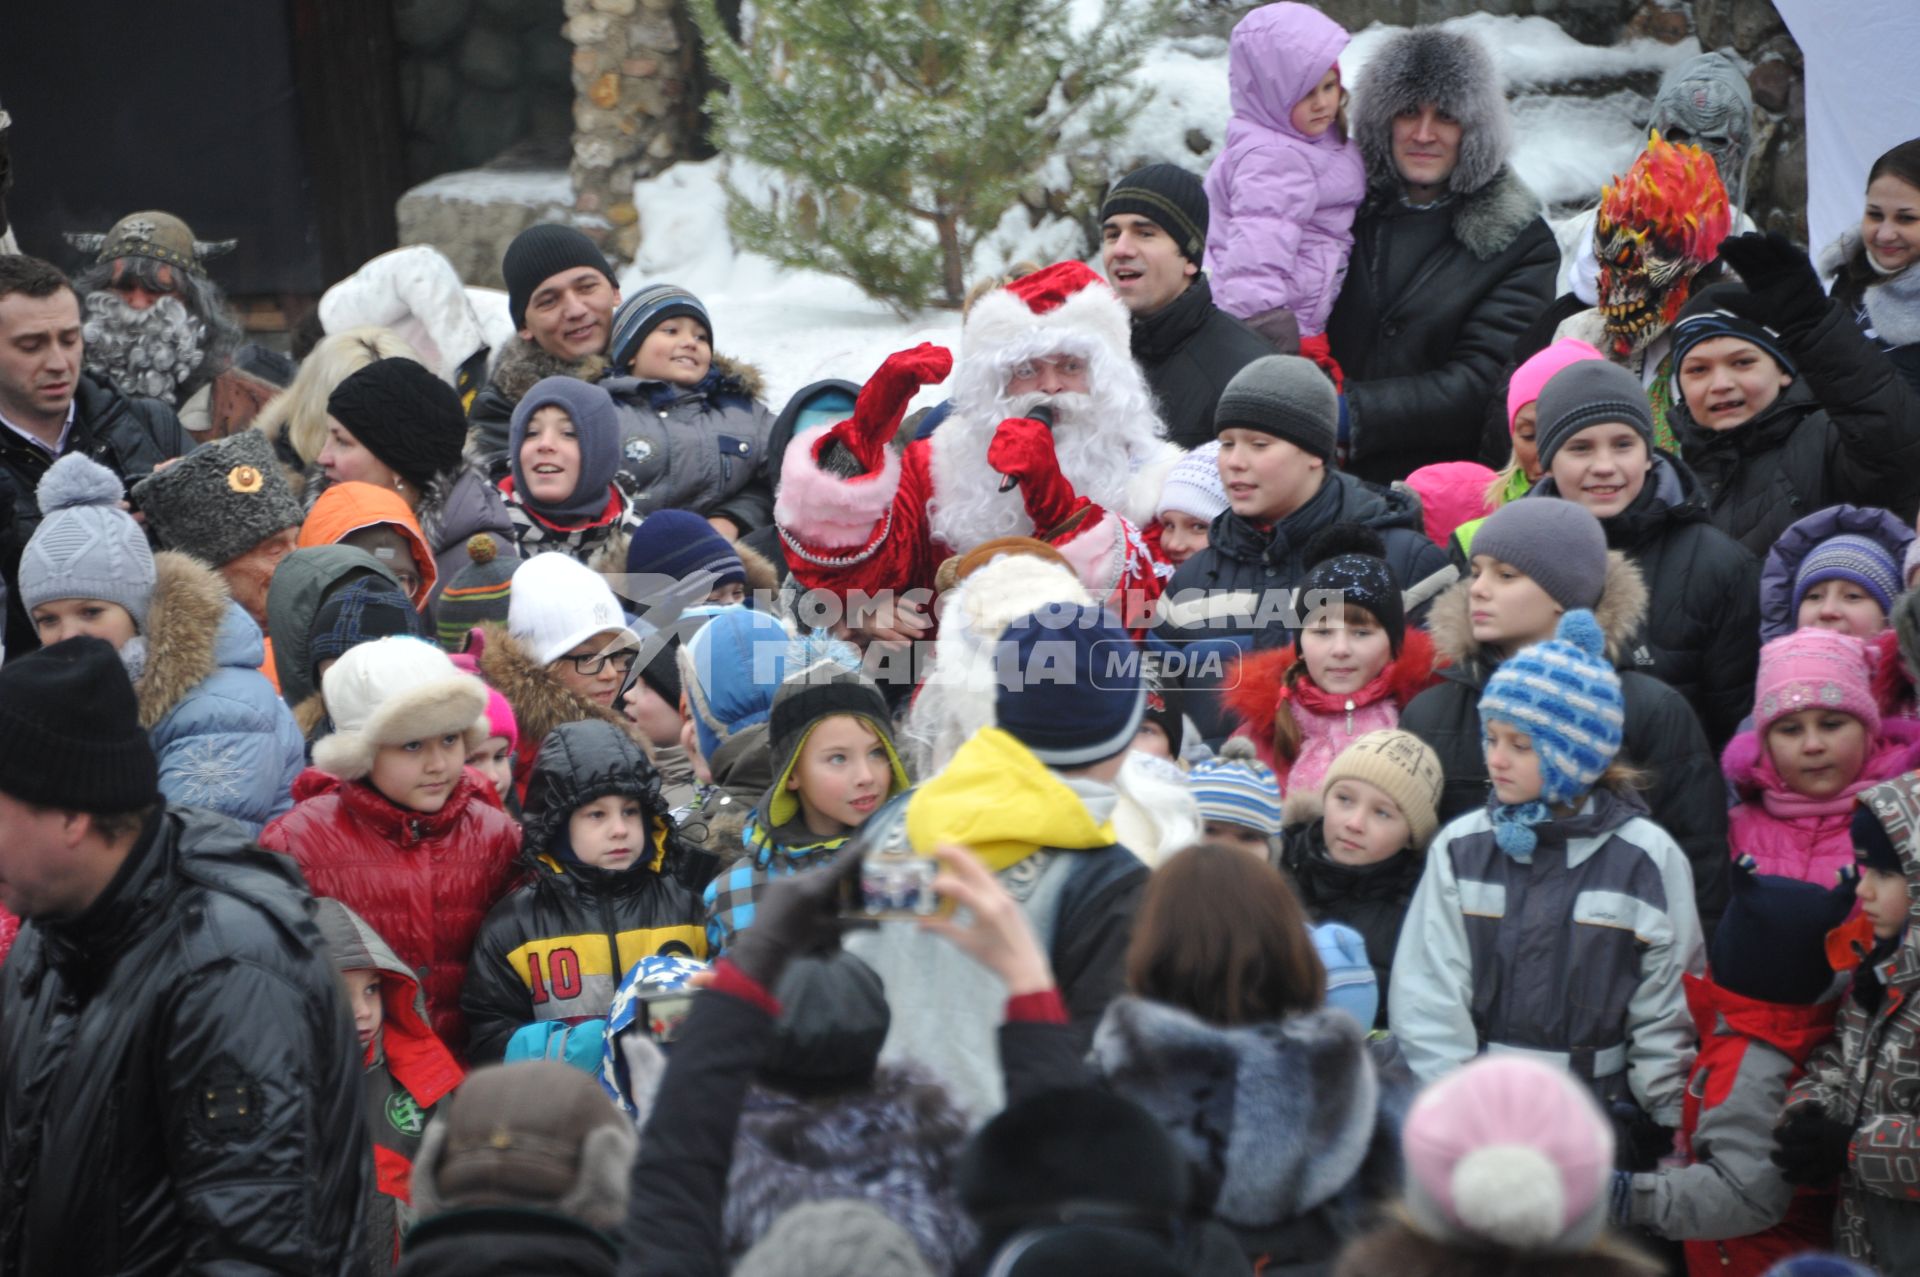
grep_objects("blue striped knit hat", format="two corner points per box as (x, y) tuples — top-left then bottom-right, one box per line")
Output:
(1794, 533), (1903, 618)
(1187, 737), (1284, 836)
(1478, 609), (1624, 810)
(610, 283), (711, 373)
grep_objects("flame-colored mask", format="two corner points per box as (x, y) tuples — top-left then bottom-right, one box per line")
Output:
(1593, 134), (1732, 357)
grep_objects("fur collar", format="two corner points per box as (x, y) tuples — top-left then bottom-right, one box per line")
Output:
(605, 352), (767, 405)
(1091, 996), (1384, 1230)
(726, 1068), (974, 1268)
(475, 622), (635, 754)
(490, 335), (609, 409)
(1338, 1216), (1665, 1277)
(1221, 629), (1441, 742)
(1450, 166), (1546, 262)
(1426, 549), (1648, 673)
(136, 552), (235, 730)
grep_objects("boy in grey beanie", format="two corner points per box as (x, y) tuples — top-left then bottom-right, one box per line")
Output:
(1533, 359), (1656, 472)
(1468, 498), (1610, 613)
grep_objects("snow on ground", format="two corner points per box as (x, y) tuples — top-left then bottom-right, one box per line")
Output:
(611, 12), (1695, 411)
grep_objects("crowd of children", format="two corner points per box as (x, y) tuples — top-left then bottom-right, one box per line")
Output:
(8, 10), (1920, 1276)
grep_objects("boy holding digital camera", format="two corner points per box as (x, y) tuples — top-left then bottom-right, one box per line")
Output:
(702, 654), (913, 954)
(462, 719), (710, 1064)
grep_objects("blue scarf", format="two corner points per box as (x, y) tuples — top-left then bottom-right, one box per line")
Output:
(1490, 799), (1554, 862)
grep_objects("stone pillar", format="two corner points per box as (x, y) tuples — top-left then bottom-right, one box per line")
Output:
(563, 0), (697, 258)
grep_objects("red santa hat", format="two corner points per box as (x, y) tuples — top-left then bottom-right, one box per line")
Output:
(961, 261), (1133, 371)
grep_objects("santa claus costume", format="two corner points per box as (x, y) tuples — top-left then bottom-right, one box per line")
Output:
(774, 262), (1177, 620)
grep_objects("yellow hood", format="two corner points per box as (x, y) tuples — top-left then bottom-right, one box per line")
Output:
(905, 727), (1117, 873)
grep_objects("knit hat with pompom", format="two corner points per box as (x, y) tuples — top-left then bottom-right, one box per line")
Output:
(20, 454), (157, 630)
(1401, 1054), (1615, 1254)
(1478, 609), (1624, 805)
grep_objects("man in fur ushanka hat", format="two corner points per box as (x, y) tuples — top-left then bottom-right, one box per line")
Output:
(1326, 26), (1559, 485)
(774, 262), (1181, 627)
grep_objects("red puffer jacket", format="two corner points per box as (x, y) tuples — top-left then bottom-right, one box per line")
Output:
(260, 768), (522, 1056)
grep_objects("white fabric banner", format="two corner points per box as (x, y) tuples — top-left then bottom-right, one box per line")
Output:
(1773, 0), (1920, 258)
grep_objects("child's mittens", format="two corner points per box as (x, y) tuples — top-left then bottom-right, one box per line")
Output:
(1771, 1105), (1853, 1187)
(504, 1019), (609, 1074)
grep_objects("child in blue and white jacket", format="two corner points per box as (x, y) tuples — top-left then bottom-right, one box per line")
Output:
(1389, 609), (1705, 1168)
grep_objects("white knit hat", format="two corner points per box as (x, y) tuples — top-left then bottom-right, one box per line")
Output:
(1156, 441), (1227, 522)
(311, 636), (489, 780)
(507, 552), (638, 667)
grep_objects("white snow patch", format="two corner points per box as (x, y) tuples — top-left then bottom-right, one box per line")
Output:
(406, 168), (576, 207)
(1510, 90), (1657, 207)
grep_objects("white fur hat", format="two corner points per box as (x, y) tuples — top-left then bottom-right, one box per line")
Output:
(508, 552), (638, 667)
(312, 636), (489, 780)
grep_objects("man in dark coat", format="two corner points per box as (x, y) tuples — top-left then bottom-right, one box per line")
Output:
(468, 224), (621, 467)
(0, 637), (368, 1275)
(0, 253), (192, 656)
(1326, 26), (1558, 484)
(1099, 164), (1271, 451)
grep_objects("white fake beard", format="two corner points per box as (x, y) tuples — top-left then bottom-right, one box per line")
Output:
(928, 388), (1149, 551)
(82, 291), (208, 406)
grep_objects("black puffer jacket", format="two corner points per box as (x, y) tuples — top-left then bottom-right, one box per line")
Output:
(462, 719), (711, 1062)
(1279, 817), (1422, 1027)
(1396, 557), (1731, 934)
(1327, 169), (1558, 484)
(1531, 457), (1759, 749)
(1131, 275), (1274, 450)
(0, 805), (369, 1275)
(1, 371), (192, 655)
(1161, 470), (1454, 647)
(1675, 297), (1920, 557)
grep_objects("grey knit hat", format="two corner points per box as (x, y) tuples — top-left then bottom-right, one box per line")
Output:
(1214, 355), (1337, 461)
(734, 1201), (935, 1277)
(1470, 498), (1609, 611)
(1534, 360), (1655, 471)
(20, 454), (156, 630)
(133, 428), (304, 567)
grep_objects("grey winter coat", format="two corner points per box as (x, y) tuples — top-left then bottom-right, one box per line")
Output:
(1788, 773), (1920, 1270)
(1396, 555), (1731, 934)
(1530, 456), (1760, 749)
(1091, 995), (1405, 1273)
(1389, 787), (1706, 1126)
(602, 357), (777, 534)
(1327, 169), (1559, 485)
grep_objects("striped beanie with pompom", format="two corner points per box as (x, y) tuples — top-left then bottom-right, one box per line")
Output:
(1187, 736), (1284, 837)
(1478, 609), (1624, 809)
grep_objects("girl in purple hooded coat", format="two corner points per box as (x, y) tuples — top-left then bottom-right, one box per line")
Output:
(1203, 2), (1367, 341)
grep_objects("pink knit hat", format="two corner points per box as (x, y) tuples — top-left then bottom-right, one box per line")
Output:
(1402, 462), (1496, 546)
(449, 630), (521, 751)
(1402, 1055), (1614, 1253)
(1753, 628), (1880, 738)
(1506, 337), (1605, 430)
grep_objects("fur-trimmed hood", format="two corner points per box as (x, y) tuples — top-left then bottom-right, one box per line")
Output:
(725, 1067), (975, 1270)
(599, 352), (767, 407)
(1426, 549), (1649, 678)
(488, 334), (610, 411)
(1351, 26), (1511, 199)
(1091, 995), (1393, 1233)
(1221, 628), (1441, 745)
(475, 620), (637, 762)
(136, 551), (250, 729)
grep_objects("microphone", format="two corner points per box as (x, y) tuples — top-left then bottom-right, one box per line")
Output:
(997, 403), (1054, 493)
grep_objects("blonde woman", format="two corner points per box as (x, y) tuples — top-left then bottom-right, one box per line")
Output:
(253, 326), (420, 493)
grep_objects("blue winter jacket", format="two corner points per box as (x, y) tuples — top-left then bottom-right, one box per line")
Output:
(139, 553), (306, 833)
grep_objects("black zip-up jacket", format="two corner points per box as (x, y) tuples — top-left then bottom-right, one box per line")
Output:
(1279, 821), (1423, 1027)
(1130, 275), (1274, 451)
(1675, 296), (1920, 556)
(0, 805), (370, 1275)
(462, 720), (711, 1062)
(1327, 169), (1558, 484)
(1, 370), (191, 655)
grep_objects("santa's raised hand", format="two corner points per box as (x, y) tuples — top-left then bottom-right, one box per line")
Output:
(988, 414), (1092, 534)
(824, 341), (952, 474)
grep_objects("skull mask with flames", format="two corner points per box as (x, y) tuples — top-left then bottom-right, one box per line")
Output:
(1593, 133), (1732, 358)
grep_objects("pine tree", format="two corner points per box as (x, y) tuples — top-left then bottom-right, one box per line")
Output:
(689, 0), (1176, 312)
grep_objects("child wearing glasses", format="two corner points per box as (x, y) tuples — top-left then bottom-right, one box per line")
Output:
(260, 636), (522, 1056)
(478, 553), (647, 803)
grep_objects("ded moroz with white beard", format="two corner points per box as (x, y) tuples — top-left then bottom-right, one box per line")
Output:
(774, 262), (1179, 622)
